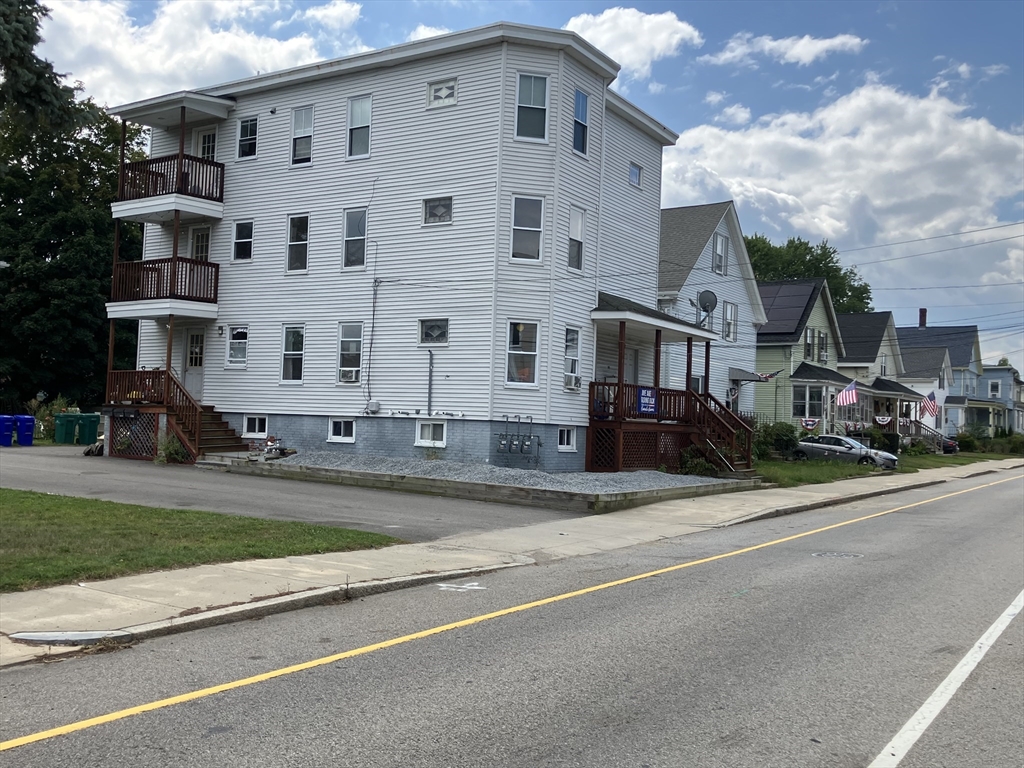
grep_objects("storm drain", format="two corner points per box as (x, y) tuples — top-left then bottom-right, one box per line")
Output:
(812, 552), (864, 558)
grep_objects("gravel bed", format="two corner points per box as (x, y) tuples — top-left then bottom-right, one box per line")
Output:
(276, 452), (730, 494)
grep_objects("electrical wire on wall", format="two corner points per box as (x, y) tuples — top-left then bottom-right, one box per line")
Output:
(361, 177), (379, 411)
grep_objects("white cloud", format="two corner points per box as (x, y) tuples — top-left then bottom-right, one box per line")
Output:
(704, 90), (727, 105)
(982, 64), (1009, 77)
(39, 0), (337, 105)
(302, 0), (362, 30)
(699, 32), (868, 68)
(715, 104), (751, 125)
(406, 24), (452, 42)
(647, 81), (666, 95)
(564, 8), (703, 85)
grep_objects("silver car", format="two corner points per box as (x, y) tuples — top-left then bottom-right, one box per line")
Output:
(793, 434), (898, 468)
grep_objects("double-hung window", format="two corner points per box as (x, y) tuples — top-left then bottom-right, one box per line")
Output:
(281, 326), (304, 382)
(344, 209), (366, 268)
(516, 74), (547, 140)
(512, 197), (543, 261)
(793, 385), (823, 418)
(227, 326), (248, 367)
(338, 323), (362, 383)
(722, 302), (738, 342)
(712, 232), (728, 275)
(804, 328), (815, 360)
(348, 96), (371, 158)
(818, 332), (828, 364)
(507, 321), (538, 385)
(573, 89), (588, 154)
(292, 106), (313, 164)
(233, 221), (253, 260)
(880, 354), (888, 378)
(568, 207), (584, 271)
(237, 117), (258, 158)
(287, 215), (309, 272)
(563, 328), (580, 390)
(990, 380), (1000, 398)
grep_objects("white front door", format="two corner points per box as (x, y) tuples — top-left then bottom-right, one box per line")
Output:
(624, 348), (639, 385)
(194, 128), (217, 161)
(183, 328), (205, 401)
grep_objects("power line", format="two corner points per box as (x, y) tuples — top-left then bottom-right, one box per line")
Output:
(838, 221), (1024, 253)
(851, 235), (1023, 267)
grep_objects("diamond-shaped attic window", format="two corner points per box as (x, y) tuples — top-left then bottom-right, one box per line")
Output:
(428, 78), (457, 108)
(424, 197), (453, 224)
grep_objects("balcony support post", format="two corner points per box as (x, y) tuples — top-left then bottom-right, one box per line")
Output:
(704, 341), (711, 396)
(616, 321), (626, 411)
(654, 329), (662, 390)
(686, 337), (693, 390)
(176, 106), (185, 195)
(166, 314), (175, 377)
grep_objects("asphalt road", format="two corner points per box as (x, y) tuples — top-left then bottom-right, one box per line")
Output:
(1, 472), (1021, 767)
(0, 446), (582, 541)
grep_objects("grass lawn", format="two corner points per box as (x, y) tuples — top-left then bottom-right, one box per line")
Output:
(755, 452), (1019, 488)
(0, 488), (400, 593)
(896, 452), (1021, 472)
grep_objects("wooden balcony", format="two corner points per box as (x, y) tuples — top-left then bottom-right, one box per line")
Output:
(587, 382), (753, 472)
(111, 256), (218, 304)
(120, 153), (224, 203)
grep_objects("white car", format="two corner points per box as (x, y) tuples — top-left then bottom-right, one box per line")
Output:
(794, 435), (898, 469)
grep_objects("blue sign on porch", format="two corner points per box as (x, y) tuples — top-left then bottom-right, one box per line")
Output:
(638, 386), (657, 415)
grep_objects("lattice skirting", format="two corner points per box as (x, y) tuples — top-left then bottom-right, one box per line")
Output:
(110, 412), (158, 459)
(588, 426), (693, 472)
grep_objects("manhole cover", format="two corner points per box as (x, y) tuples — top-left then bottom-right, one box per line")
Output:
(812, 552), (864, 558)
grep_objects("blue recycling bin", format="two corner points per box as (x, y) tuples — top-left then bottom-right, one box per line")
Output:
(13, 415), (35, 446)
(0, 416), (14, 447)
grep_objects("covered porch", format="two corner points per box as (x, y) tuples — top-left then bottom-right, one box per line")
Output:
(586, 293), (753, 472)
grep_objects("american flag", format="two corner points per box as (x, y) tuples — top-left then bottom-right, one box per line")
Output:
(921, 391), (939, 417)
(757, 369), (783, 381)
(836, 381), (858, 406)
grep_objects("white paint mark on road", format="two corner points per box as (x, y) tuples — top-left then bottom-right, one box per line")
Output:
(868, 588), (1024, 768)
(437, 582), (487, 592)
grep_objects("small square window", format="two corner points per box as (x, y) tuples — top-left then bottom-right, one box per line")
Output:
(423, 197), (453, 225)
(415, 420), (446, 448)
(558, 426), (577, 452)
(420, 318), (449, 344)
(427, 78), (457, 108)
(243, 414), (267, 438)
(629, 163), (642, 187)
(328, 418), (355, 443)
(233, 221), (254, 261)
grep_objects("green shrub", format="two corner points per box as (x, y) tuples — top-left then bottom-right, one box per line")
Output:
(955, 431), (978, 452)
(904, 440), (932, 456)
(679, 446), (719, 477)
(752, 421), (799, 460)
(155, 433), (190, 464)
(24, 395), (77, 441)
(879, 432), (900, 454)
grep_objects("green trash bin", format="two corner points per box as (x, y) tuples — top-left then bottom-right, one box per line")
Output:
(54, 413), (79, 444)
(78, 414), (100, 445)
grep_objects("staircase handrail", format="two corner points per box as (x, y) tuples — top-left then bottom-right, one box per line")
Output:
(163, 371), (201, 459)
(686, 390), (740, 468)
(702, 391), (754, 468)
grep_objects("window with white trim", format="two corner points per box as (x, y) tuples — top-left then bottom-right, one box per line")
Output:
(689, 375), (704, 393)
(722, 302), (738, 342)
(563, 328), (580, 390)
(419, 319), (448, 345)
(558, 426), (577, 452)
(712, 232), (728, 275)
(233, 221), (253, 260)
(292, 106), (313, 164)
(507, 321), (538, 385)
(990, 380), (1001, 398)
(415, 420), (446, 448)
(516, 74), (547, 140)
(328, 418), (355, 443)
(568, 207), (584, 271)
(427, 78), (457, 108)
(629, 163), (642, 187)
(423, 197), (452, 225)
(344, 208), (366, 268)
(237, 117), (258, 158)
(348, 96), (371, 158)
(190, 227), (210, 261)
(243, 414), (267, 438)
(804, 328), (815, 360)
(287, 215), (308, 272)
(281, 325), (304, 382)
(817, 332), (828, 364)
(880, 354), (888, 377)
(227, 325), (248, 366)
(338, 322), (362, 383)
(512, 197), (543, 260)
(792, 385), (824, 418)
(573, 89), (588, 154)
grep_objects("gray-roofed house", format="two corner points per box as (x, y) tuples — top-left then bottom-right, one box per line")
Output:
(657, 201), (767, 414)
(754, 278), (848, 429)
(978, 364), (1020, 436)
(897, 346), (954, 433)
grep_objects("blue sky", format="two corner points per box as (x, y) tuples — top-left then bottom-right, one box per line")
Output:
(39, 1), (1024, 371)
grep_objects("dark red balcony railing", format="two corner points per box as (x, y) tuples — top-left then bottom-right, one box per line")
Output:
(119, 153), (224, 203)
(111, 256), (218, 304)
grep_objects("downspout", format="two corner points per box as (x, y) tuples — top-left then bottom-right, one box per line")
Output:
(427, 349), (433, 417)
(486, 42), (507, 424)
(545, 50), (566, 427)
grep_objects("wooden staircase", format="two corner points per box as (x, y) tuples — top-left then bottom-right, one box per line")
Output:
(196, 405), (249, 455)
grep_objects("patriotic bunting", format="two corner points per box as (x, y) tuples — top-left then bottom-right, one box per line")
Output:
(800, 418), (820, 431)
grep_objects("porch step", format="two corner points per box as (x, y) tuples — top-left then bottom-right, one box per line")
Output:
(186, 405), (249, 455)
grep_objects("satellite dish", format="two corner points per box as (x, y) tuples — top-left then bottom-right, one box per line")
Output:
(698, 290), (718, 314)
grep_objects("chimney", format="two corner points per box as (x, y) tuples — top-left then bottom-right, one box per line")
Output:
(919, 308), (927, 328)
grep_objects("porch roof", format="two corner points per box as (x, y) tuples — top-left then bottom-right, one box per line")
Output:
(592, 292), (717, 343)
(110, 91), (235, 128)
(792, 362), (852, 386)
(870, 377), (921, 398)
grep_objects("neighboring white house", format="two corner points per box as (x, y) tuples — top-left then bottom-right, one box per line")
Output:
(897, 346), (953, 432)
(657, 201), (767, 413)
(103, 22), (724, 470)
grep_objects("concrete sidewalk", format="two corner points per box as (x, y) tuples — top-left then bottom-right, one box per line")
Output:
(2, 459), (1021, 667)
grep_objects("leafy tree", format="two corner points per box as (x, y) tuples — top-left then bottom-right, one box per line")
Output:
(745, 234), (873, 314)
(997, 356), (1010, 366)
(0, 96), (146, 408)
(0, 0), (97, 135)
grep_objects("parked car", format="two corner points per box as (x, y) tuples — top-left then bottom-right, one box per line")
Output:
(941, 437), (959, 454)
(793, 435), (899, 469)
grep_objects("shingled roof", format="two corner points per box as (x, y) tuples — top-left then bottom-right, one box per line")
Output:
(757, 279), (825, 343)
(900, 347), (949, 379)
(896, 325), (979, 369)
(837, 312), (894, 364)
(658, 201), (732, 293)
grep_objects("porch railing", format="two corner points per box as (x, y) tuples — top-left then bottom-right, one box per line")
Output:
(111, 256), (219, 303)
(120, 153), (225, 203)
(703, 391), (753, 469)
(106, 369), (200, 458)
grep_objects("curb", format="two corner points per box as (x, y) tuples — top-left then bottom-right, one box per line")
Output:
(715, 479), (950, 527)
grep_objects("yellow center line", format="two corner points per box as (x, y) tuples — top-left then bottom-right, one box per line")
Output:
(2, 472), (1020, 752)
